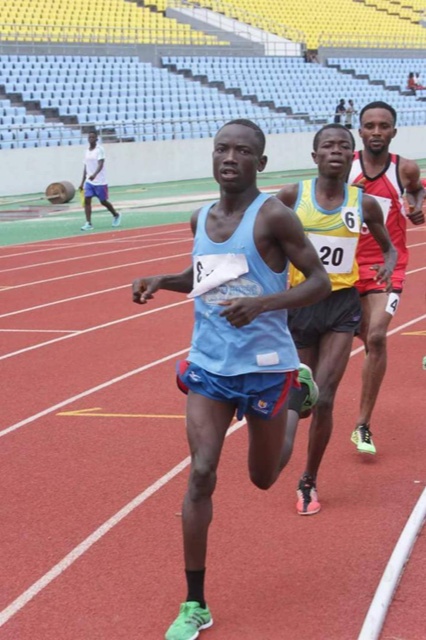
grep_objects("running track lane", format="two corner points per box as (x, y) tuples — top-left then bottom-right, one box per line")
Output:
(0, 325), (424, 639)
(0, 222), (424, 640)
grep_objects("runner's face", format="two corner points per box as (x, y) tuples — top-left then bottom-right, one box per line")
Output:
(312, 128), (354, 178)
(88, 133), (97, 148)
(359, 108), (396, 156)
(212, 124), (266, 192)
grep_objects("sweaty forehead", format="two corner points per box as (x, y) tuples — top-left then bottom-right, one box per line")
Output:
(215, 124), (259, 147)
(318, 128), (352, 144)
(361, 108), (394, 125)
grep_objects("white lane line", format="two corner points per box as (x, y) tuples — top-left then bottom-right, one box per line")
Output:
(0, 347), (189, 439)
(0, 261), (423, 327)
(407, 266), (426, 275)
(0, 238), (426, 273)
(0, 250), (190, 291)
(0, 238), (191, 275)
(0, 313), (425, 626)
(357, 488), (426, 640)
(0, 228), (187, 260)
(350, 313), (426, 358)
(0, 413), (245, 628)
(0, 329), (77, 334)
(0, 285), (129, 320)
(0, 299), (192, 362)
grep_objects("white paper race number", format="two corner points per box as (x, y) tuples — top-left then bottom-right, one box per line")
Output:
(361, 195), (391, 235)
(308, 233), (358, 274)
(385, 292), (400, 316)
(341, 207), (361, 233)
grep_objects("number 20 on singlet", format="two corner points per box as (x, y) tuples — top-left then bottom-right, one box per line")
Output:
(307, 233), (358, 274)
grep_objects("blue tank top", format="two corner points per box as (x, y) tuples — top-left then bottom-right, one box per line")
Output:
(188, 192), (299, 375)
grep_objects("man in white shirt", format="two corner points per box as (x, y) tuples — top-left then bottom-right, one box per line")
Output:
(79, 130), (121, 231)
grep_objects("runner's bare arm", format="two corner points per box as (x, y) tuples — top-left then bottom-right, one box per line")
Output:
(132, 266), (194, 304)
(400, 157), (425, 224)
(132, 209), (201, 304)
(269, 199), (331, 308)
(362, 194), (398, 290)
(275, 183), (299, 209)
(219, 198), (330, 327)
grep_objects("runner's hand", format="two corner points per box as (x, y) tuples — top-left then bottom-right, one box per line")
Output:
(219, 298), (263, 328)
(370, 264), (393, 292)
(406, 188), (425, 224)
(407, 208), (425, 225)
(132, 277), (162, 304)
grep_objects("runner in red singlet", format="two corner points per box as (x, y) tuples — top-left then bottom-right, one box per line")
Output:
(348, 101), (425, 455)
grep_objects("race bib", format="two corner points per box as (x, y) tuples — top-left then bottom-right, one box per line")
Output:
(372, 195), (391, 221)
(385, 292), (400, 316)
(361, 195), (391, 235)
(308, 233), (358, 274)
(189, 253), (249, 298)
(341, 207), (361, 233)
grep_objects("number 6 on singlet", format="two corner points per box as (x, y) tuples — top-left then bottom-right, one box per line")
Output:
(341, 207), (361, 233)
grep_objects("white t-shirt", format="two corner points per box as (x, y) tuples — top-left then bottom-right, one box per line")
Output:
(84, 144), (107, 185)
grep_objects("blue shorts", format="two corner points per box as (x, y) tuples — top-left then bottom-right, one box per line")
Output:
(176, 361), (298, 421)
(84, 183), (108, 201)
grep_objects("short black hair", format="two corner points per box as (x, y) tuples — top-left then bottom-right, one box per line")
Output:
(359, 101), (397, 125)
(217, 119), (266, 155)
(313, 124), (355, 151)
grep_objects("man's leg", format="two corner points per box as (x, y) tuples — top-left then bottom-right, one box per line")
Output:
(353, 292), (395, 454)
(81, 196), (94, 230)
(246, 407), (289, 491)
(165, 391), (233, 640)
(245, 366), (319, 489)
(100, 198), (120, 218)
(84, 196), (92, 223)
(297, 331), (354, 514)
(182, 392), (233, 572)
(306, 331), (354, 476)
(280, 349), (318, 470)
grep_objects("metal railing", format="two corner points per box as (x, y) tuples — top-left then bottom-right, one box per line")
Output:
(1, 108), (426, 149)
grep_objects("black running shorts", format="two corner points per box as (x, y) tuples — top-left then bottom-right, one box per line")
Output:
(288, 287), (361, 349)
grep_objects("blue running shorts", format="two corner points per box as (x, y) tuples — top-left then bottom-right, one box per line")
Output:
(176, 360), (298, 421)
(84, 183), (108, 201)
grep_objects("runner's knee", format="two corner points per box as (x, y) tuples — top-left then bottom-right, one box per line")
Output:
(249, 466), (278, 491)
(188, 462), (217, 500)
(315, 392), (334, 417)
(366, 329), (387, 353)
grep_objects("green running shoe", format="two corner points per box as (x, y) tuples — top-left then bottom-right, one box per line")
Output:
(351, 424), (376, 455)
(165, 602), (213, 640)
(298, 364), (319, 412)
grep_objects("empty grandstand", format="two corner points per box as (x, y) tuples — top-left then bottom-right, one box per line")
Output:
(0, 0), (425, 149)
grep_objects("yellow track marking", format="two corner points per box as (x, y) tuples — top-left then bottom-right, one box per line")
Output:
(57, 407), (185, 419)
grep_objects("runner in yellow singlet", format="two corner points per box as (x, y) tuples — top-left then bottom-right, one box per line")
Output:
(276, 124), (397, 515)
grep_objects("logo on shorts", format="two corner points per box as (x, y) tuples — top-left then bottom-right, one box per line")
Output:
(254, 399), (271, 415)
(189, 371), (201, 383)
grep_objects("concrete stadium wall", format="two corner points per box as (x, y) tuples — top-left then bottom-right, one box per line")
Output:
(0, 126), (425, 197)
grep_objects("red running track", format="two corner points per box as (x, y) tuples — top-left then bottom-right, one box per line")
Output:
(0, 224), (425, 640)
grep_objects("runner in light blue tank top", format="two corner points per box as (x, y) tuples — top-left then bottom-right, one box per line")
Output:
(131, 119), (330, 639)
(189, 192), (299, 376)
